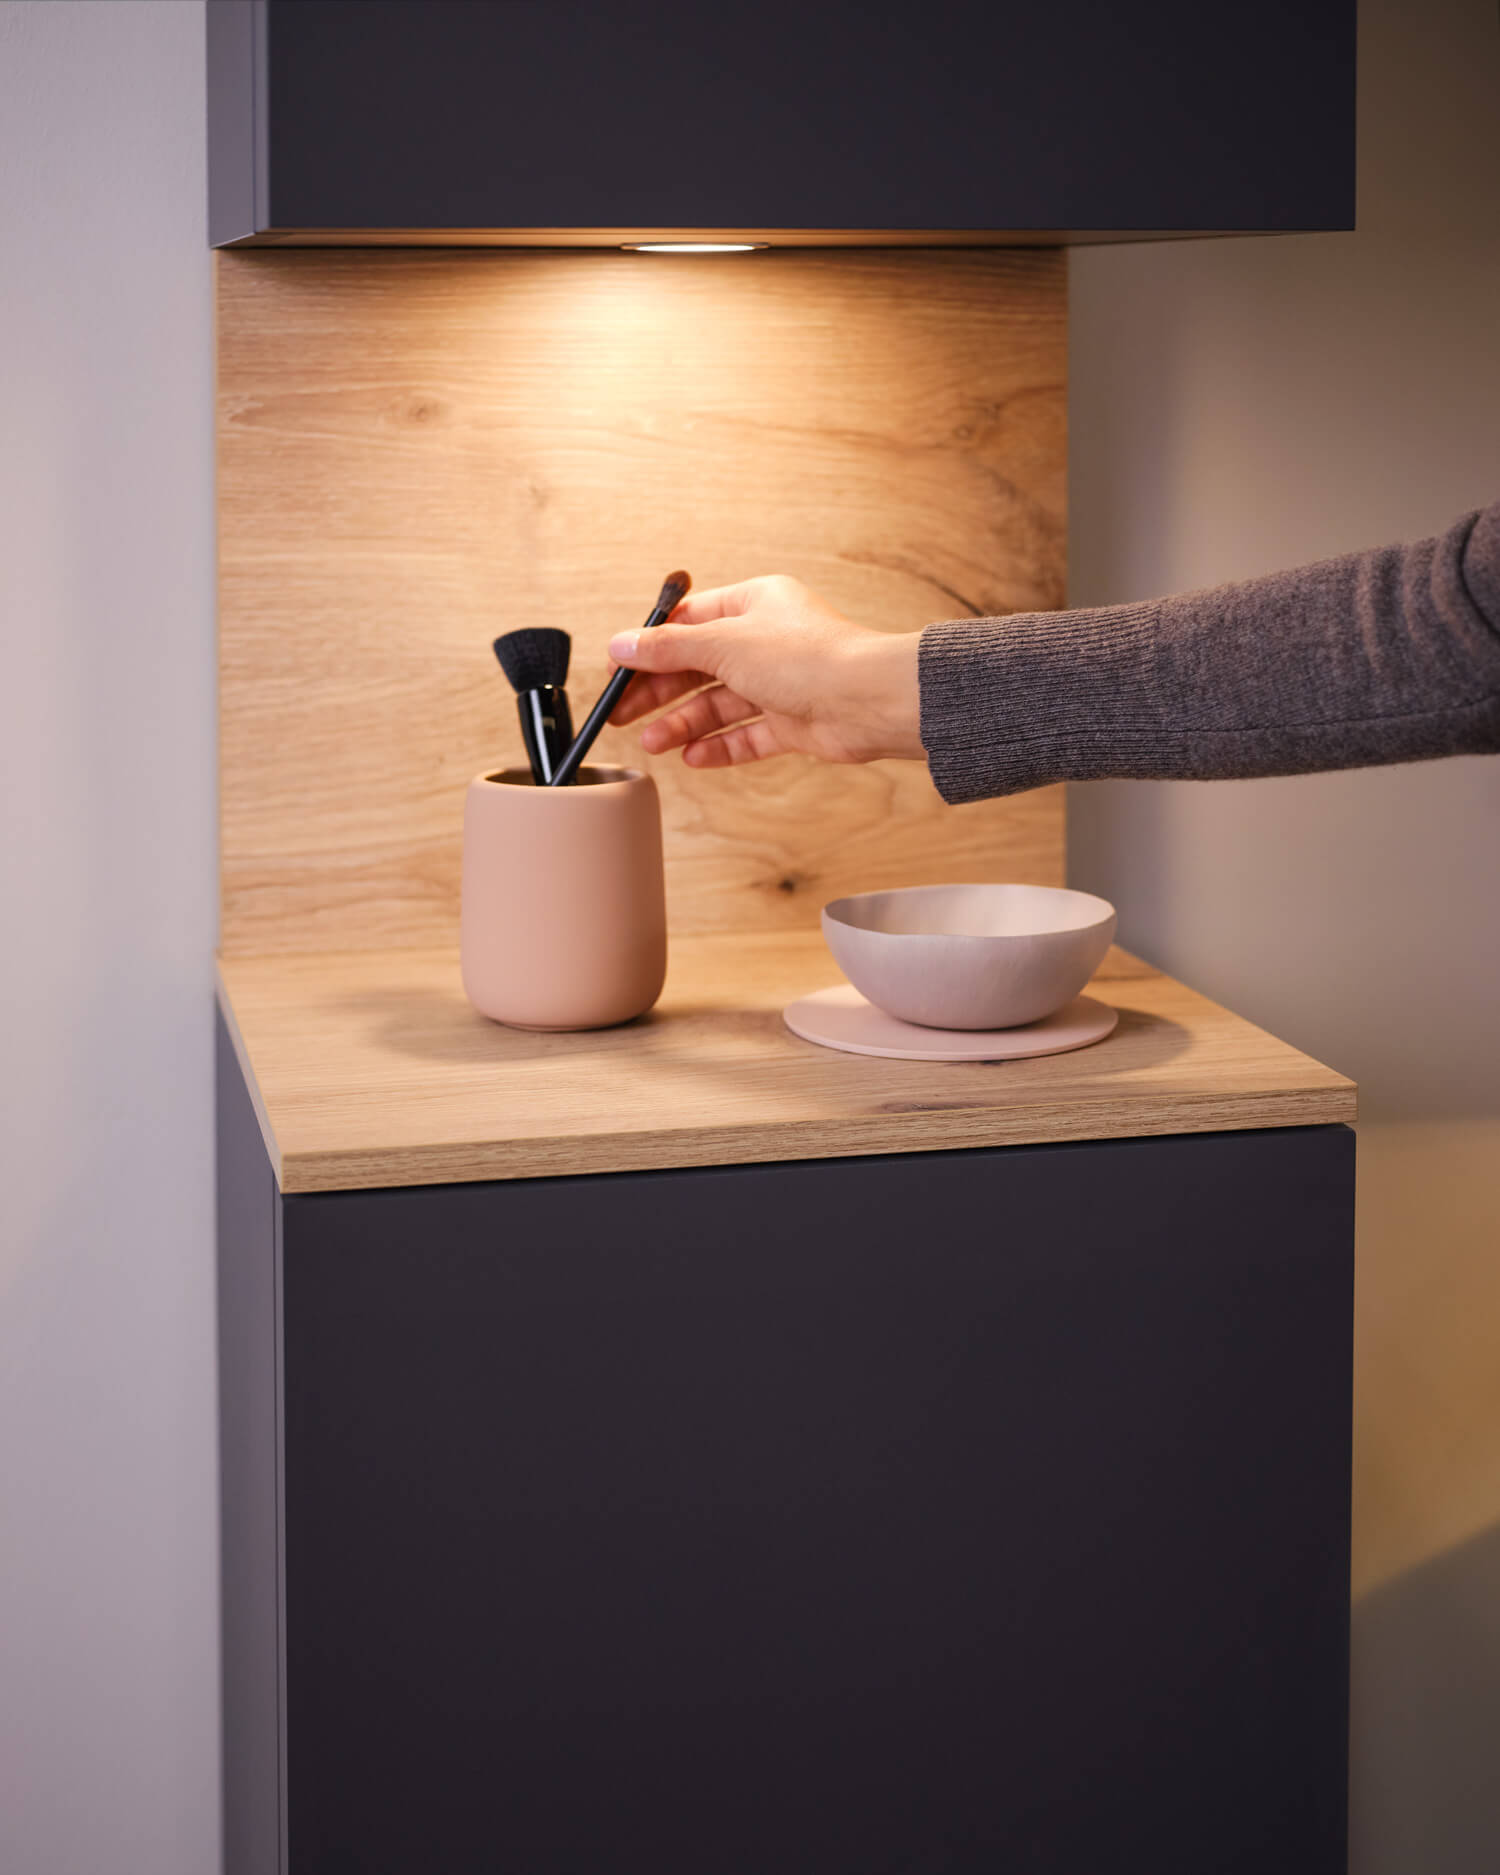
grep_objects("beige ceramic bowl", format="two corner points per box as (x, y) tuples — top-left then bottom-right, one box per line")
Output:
(821, 884), (1117, 1031)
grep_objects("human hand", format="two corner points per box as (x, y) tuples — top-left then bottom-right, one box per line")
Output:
(606, 575), (923, 769)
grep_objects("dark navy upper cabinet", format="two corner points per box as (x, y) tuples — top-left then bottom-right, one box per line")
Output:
(207, 0), (1356, 247)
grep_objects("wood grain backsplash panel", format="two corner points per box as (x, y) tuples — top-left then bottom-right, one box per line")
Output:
(217, 248), (1066, 954)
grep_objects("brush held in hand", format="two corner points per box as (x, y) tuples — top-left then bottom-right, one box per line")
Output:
(492, 628), (574, 785)
(548, 571), (691, 787)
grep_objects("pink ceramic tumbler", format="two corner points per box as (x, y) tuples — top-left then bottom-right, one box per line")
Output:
(460, 766), (667, 1031)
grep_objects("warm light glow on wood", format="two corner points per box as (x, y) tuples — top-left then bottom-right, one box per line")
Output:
(622, 242), (767, 253)
(216, 248), (1067, 957)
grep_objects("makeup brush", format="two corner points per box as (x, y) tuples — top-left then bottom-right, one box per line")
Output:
(548, 570), (691, 788)
(492, 628), (575, 786)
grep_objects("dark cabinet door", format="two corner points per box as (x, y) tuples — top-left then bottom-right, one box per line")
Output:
(209, 0), (1356, 244)
(219, 988), (1352, 1875)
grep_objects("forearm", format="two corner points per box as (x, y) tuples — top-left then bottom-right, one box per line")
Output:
(919, 503), (1500, 802)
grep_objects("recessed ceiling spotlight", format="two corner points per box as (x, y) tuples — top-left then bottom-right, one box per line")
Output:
(621, 242), (768, 254)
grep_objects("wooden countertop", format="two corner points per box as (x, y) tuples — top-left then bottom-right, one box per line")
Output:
(217, 934), (1355, 1194)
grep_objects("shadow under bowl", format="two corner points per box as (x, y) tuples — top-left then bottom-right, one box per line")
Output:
(822, 883), (1117, 1031)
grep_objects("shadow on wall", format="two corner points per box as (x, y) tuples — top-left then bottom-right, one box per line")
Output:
(1066, 0), (1500, 1867)
(1067, 762), (1500, 1125)
(1350, 1518), (1500, 1875)
(1352, 1120), (1500, 1597)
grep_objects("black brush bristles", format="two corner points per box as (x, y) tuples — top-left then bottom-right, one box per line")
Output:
(492, 628), (574, 784)
(655, 569), (691, 616)
(491, 627), (571, 695)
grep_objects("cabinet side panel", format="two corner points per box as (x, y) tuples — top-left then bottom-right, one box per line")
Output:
(216, 1004), (283, 1875)
(206, 1), (261, 245)
(281, 1125), (1351, 1873)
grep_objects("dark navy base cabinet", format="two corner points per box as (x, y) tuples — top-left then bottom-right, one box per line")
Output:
(218, 1012), (1354, 1874)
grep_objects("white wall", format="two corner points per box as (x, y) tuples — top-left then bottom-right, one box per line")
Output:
(0, 5), (219, 1873)
(1068, 0), (1500, 1866)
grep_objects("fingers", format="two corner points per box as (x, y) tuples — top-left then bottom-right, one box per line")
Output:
(609, 668), (710, 725)
(608, 621), (726, 675)
(639, 684), (758, 753)
(667, 580), (761, 626)
(683, 718), (784, 768)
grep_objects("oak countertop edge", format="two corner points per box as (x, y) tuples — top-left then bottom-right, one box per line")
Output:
(275, 1088), (1357, 1195)
(218, 941), (1355, 1195)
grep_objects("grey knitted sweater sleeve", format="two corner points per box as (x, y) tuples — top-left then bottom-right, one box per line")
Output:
(918, 502), (1500, 802)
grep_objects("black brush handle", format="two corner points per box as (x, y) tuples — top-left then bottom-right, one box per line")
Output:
(546, 666), (636, 789)
(517, 686), (574, 785)
(548, 577), (687, 787)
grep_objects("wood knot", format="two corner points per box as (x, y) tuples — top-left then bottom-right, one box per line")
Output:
(401, 397), (448, 427)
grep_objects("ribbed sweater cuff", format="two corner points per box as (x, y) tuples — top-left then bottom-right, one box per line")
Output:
(919, 604), (1162, 802)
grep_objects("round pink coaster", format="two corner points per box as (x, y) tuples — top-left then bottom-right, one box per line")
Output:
(783, 985), (1118, 1062)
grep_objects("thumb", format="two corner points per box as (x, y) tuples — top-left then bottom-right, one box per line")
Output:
(607, 622), (724, 675)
